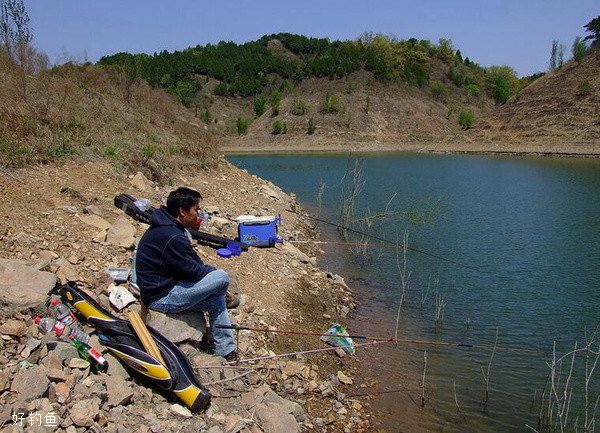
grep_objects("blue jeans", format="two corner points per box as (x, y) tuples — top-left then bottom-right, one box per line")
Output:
(147, 270), (236, 357)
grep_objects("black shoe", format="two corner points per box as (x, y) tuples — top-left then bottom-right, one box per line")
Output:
(224, 350), (239, 362)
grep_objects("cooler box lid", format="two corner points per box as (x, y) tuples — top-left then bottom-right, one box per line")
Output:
(236, 215), (277, 224)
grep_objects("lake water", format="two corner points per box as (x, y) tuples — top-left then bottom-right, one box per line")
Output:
(227, 152), (600, 432)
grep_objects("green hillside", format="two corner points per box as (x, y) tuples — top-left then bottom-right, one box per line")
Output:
(97, 33), (536, 106)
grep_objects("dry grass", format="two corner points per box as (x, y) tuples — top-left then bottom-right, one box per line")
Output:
(0, 51), (218, 181)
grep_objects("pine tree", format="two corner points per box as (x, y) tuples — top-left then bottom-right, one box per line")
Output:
(584, 16), (600, 46)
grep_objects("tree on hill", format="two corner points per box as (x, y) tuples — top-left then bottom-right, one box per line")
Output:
(584, 15), (600, 46)
(0, 0), (45, 72)
(487, 65), (519, 104)
(549, 40), (565, 71)
(0, 0), (30, 61)
(572, 36), (587, 64)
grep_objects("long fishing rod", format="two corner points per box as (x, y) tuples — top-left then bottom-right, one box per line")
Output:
(218, 324), (392, 341)
(297, 212), (480, 271)
(232, 340), (389, 364)
(217, 324), (544, 354)
(288, 239), (404, 249)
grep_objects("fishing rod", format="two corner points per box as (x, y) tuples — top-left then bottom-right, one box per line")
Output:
(288, 239), (404, 249)
(218, 324), (392, 342)
(232, 340), (389, 364)
(217, 324), (544, 354)
(296, 212), (480, 271)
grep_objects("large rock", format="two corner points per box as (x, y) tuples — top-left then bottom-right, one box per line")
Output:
(106, 216), (136, 249)
(104, 352), (131, 380)
(242, 385), (304, 423)
(69, 398), (100, 427)
(55, 258), (80, 283)
(144, 309), (207, 344)
(0, 259), (57, 310)
(255, 405), (300, 433)
(130, 171), (153, 192)
(260, 182), (289, 202)
(0, 318), (27, 337)
(279, 243), (312, 264)
(77, 214), (111, 230)
(105, 375), (133, 407)
(10, 367), (50, 401)
(210, 216), (232, 232)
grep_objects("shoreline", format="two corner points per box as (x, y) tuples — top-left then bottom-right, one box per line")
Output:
(219, 141), (600, 158)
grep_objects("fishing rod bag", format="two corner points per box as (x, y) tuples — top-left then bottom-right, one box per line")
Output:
(114, 193), (248, 251)
(57, 283), (211, 412)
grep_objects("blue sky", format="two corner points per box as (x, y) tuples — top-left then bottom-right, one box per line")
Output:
(25, 0), (598, 77)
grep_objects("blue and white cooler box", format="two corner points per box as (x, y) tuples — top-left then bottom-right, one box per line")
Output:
(236, 215), (281, 247)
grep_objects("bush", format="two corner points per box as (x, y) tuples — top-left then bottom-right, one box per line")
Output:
(270, 91), (281, 117)
(448, 67), (464, 87)
(364, 95), (371, 114)
(236, 117), (249, 136)
(0, 135), (31, 166)
(319, 92), (341, 114)
(200, 109), (212, 124)
(291, 98), (306, 116)
(465, 84), (480, 97)
(430, 81), (449, 102)
(141, 143), (156, 159)
(169, 78), (199, 107)
(491, 75), (510, 104)
(253, 96), (266, 117)
(576, 80), (592, 96)
(458, 109), (474, 129)
(307, 118), (316, 134)
(213, 82), (228, 96)
(272, 120), (287, 134)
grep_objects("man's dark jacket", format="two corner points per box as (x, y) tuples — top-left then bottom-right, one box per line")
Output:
(136, 207), (215, 305)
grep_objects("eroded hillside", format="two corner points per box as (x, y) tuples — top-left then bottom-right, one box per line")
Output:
(467, 48), (600, 154)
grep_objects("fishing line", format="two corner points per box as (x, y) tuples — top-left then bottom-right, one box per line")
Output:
(217, 324), (545, 354)
(288, 239), (402, 249)
(295, 212), (481, 271)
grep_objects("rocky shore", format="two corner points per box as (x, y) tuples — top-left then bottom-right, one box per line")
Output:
(0, 159), (370, 432)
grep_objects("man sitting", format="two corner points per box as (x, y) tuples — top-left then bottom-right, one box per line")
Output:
(135, 187), (237, 360)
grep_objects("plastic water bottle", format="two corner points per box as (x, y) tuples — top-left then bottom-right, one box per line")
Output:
(35, 316), (90, 344)
(69, 336), (108, 373)
(48, 299), (77, 326)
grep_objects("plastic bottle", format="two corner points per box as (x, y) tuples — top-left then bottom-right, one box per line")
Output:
(48, 298), (77, 326)
(69, 336), (108, 373)
(34, 316), (90, 344)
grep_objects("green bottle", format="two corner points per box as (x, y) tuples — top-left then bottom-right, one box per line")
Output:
(69, 336), (109, 373)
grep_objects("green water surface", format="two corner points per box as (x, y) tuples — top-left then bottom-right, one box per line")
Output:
(228, 152), (600, 432)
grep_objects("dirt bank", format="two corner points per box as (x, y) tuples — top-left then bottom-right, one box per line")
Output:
(220, 137), (600, 157)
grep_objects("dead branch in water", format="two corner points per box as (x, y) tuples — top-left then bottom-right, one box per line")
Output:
(394, 230), (411, 342)
(481, 327), (499, 407)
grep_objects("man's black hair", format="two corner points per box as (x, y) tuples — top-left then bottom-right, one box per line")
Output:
(165, 187), (202, 217)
